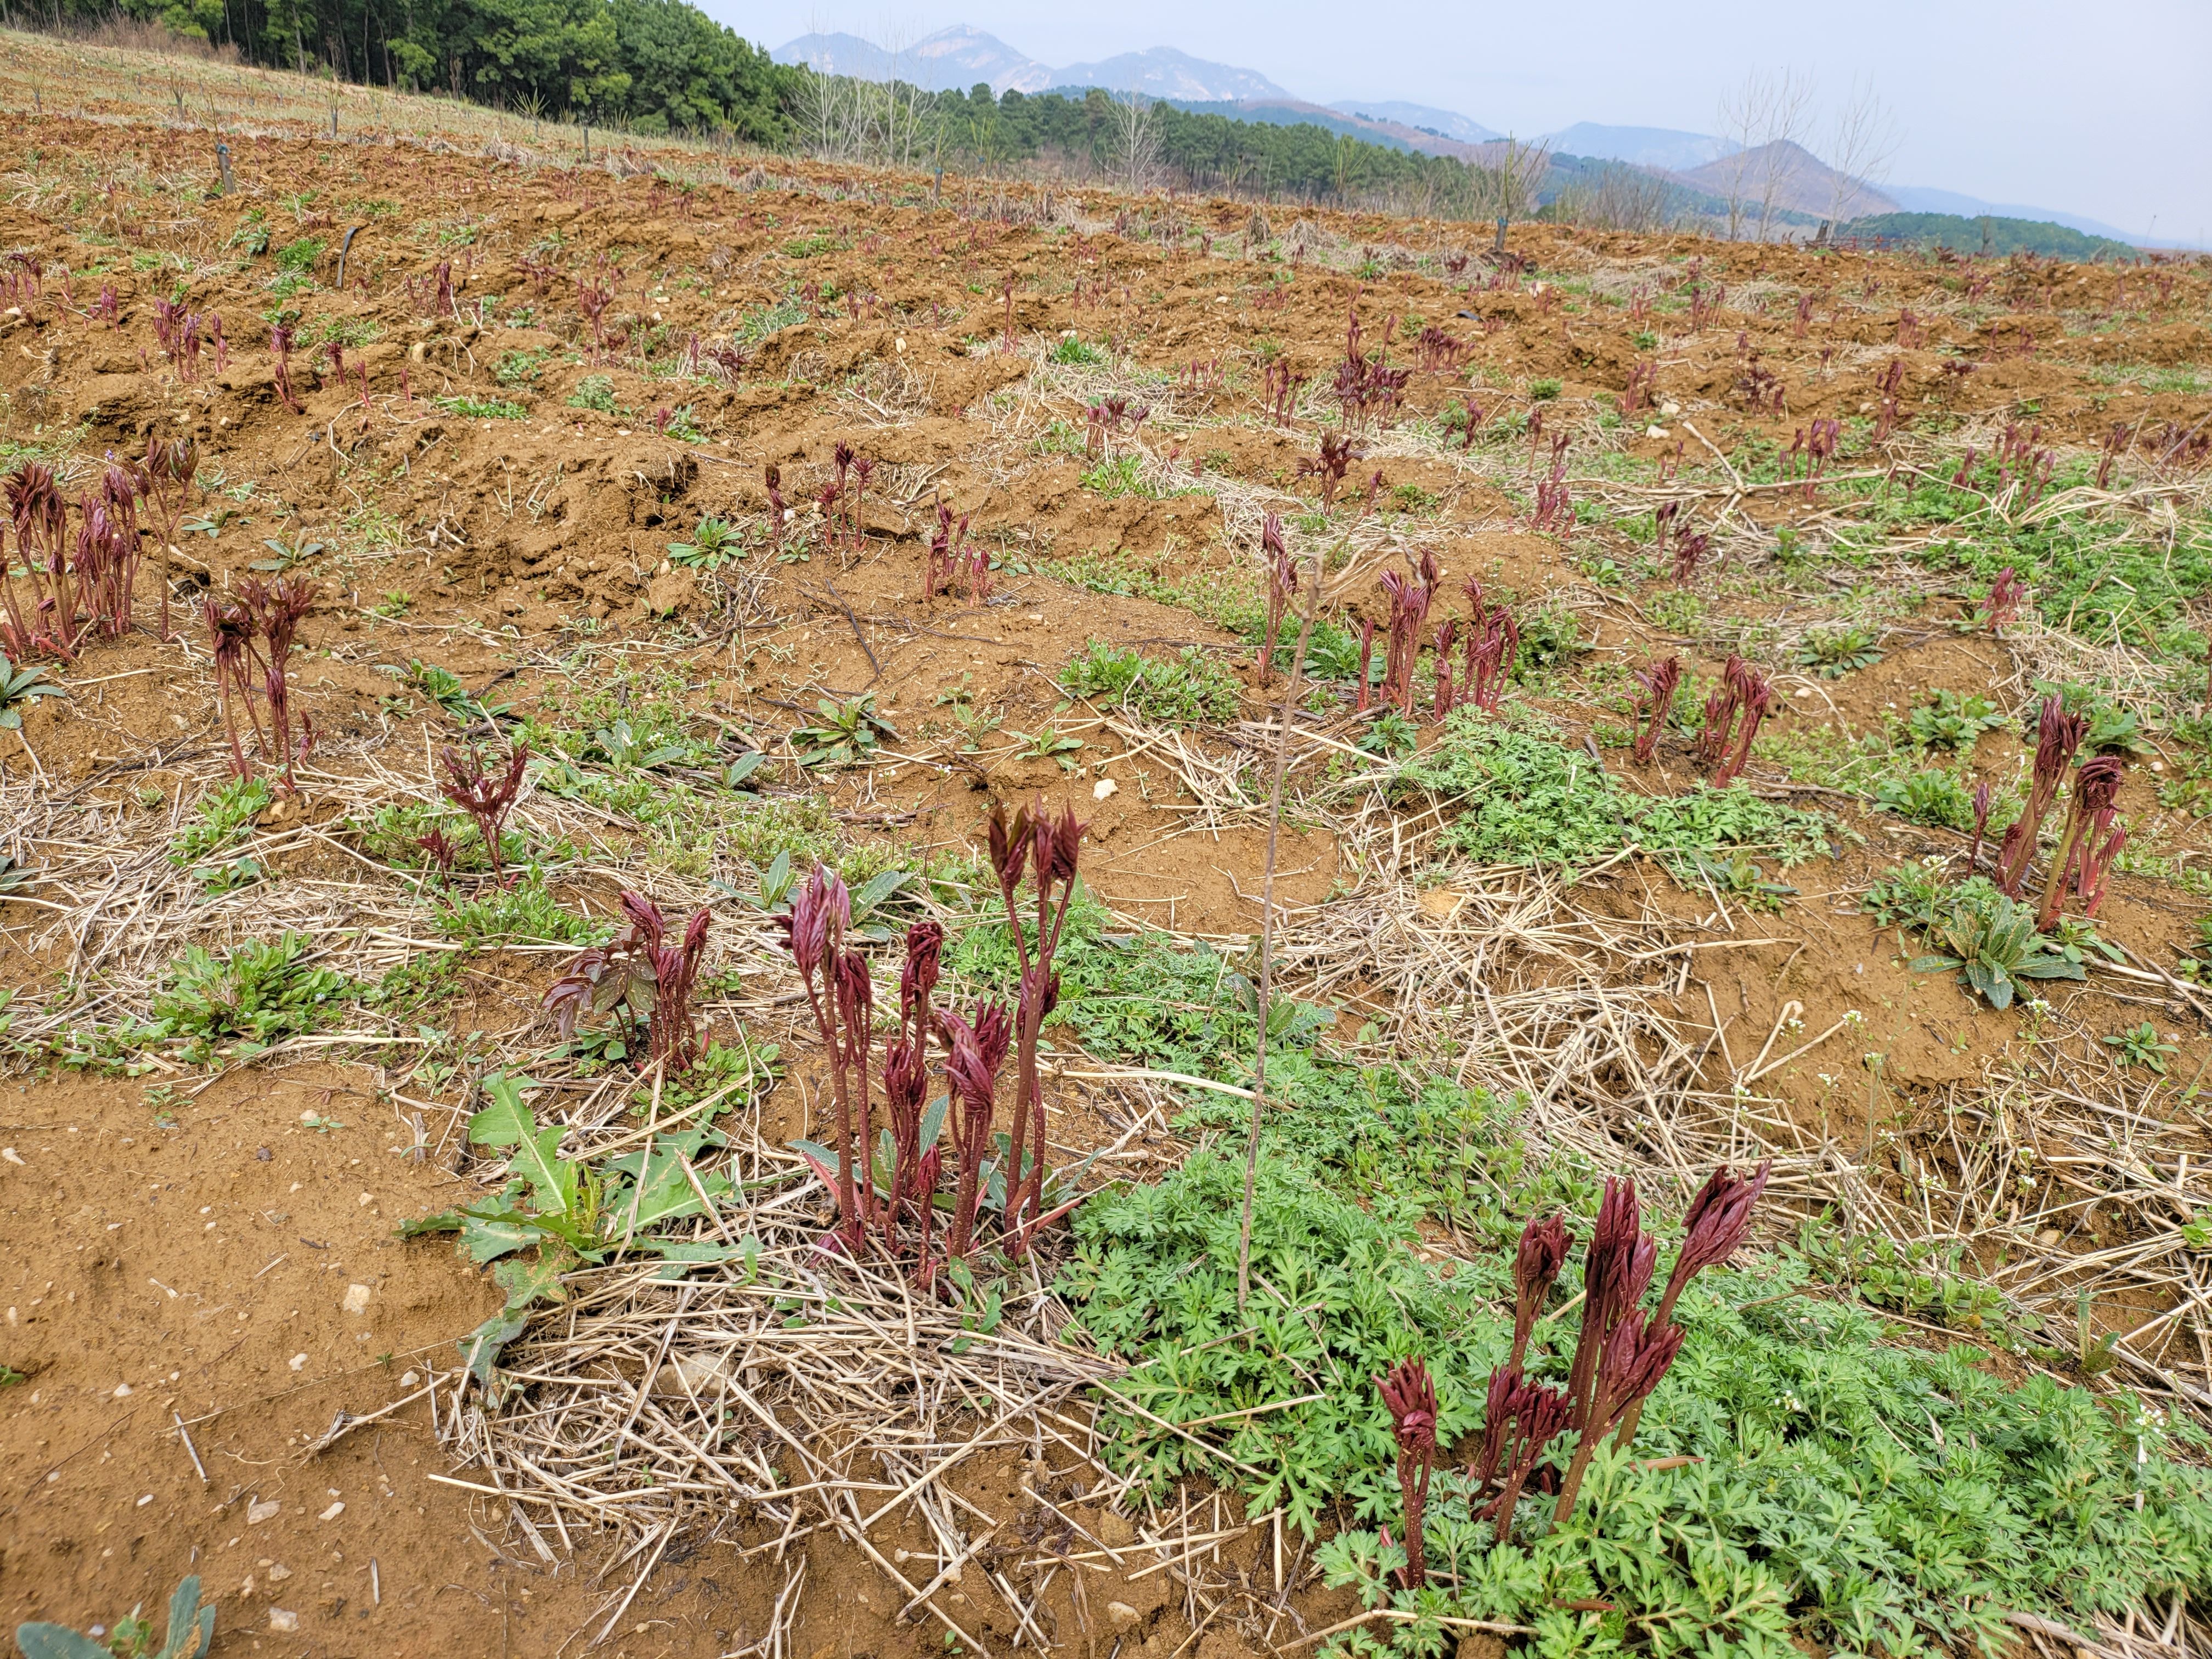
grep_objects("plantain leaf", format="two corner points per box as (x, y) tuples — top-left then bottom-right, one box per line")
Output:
(159, 1574), (215, 1659)
(467, 1074), (574, 1217)
(492, 1249), (573, 1311)
(14, 1626), (116, 1659)
(457, 1211), (540, 1263)
(849, 868), (910, 919)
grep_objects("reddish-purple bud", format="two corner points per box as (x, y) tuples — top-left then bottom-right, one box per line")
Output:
(1377, 1356), (1438, 1457)
(1659, 1161), (1770, 1320)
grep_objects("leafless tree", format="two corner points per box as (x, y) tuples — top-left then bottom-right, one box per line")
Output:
(1716, 69), (1813, 240)
(785, 30), (942, 168)
(1551, 162), (1674, 233)
(1109, 89), (1163, 193)
(1474, 135), (1553, 250)
(1825, 77), (1901, 227)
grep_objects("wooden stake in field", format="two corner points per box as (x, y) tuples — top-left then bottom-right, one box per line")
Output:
(1238, 509), (1328, 1312)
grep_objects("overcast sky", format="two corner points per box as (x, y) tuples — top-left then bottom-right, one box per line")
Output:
(716, 0), (2211, 243)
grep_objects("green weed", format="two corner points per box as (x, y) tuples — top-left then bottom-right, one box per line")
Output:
(1906, 690), (2005, 749)
(437, 394), (528, 420)
(1401, 716), (1832, 870)
(1058, 640), (1242, 726)
(152, 933), (349, 1061)
(667, 515), (743, 570)
(168, 776), (273, 889)
(567, 374), (618, 413)
(1069, 1135), (2212, 1659)
(433, 877), (603, 947)
(493, 348), (546, 386)
(1796, 623), (1885, 678)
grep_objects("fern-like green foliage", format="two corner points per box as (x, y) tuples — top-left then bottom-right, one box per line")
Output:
(1400, 715), (1832, 868)
(1063, 1148), (2212, 1659)
(1036, 891), (2212, 1652)
(952, 889), (1329, 1081)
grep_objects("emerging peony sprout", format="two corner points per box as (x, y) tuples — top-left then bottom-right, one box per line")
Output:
(1632, 656), (1682, 765)
(437, 743), (529, 882)
(1980, 567), (2025, 630)
(620, 890), (712, 1074)
(1455, 578), (1520, 715)
(1695, 655), (1772, 787)
(1510, 1211), (1572, 1371)
(1257, 513), (1296, 687)
(1375, 552), (1441, 715)
(1994, 696), (2086, 897)
(985, 797), (1085, 1250)
(2039, 755), (2125, 930)
(1468, 1212), (1575, 1542)
(883, 920), (946, 1264)
(1375, 1356), (1438, 1588)
(779, 867), (871, 1248)
(940, 998), (1013, 1261)
(140, 433), (200, 640)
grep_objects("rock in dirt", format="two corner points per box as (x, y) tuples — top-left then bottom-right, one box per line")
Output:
(268, 1609), (298, 1633)
(645, 567), (700, 617)
(341, 1283), (372, 1314)
(247, 1499), (280, 1524)
(1107, 1602), (1141, 1629)
(647, 1352), (730, 1396)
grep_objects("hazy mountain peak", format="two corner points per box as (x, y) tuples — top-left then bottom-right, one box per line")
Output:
(771, 25), (1053, 94)
(1327, 100), (1498, 144)
(1054, 47), (1289, 101)
(1669, 138), (1898, 220)
(1541, 123), (1737, 172)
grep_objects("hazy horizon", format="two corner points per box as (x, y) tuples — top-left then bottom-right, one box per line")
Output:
(717, 0), (2211, 245)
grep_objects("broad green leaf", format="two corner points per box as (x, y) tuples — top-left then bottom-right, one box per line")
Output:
(466, 1072), (540, 1148)
(160, 1575), (215, 1659)
(458, 1212), (539, 1264)
(623, 1144), (732, 1233)
(761, 848), (793, 904)
(849, 868), (909, 919)
(14, 1626), (116, 1659)
(457, 1305), (531, 1389)
(467, 1074), (574, 1216)
(492, 1249), (574, 1311)
(397, 1211), (465, 1237)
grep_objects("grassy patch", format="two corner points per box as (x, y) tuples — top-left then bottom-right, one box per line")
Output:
(437, 394), (529, 420)
(153, 932), (349, 1062)
(1064, 1146), (2212, 1655)
(1057, 639), (1242, 726)
(1401, 715), (1833, 868)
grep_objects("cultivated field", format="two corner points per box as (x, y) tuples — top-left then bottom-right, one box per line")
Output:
(4, 31), (2212, 1659)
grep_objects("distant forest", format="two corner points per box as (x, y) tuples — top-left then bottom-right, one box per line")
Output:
(14, 0), (2149, 250)
(1839, 212), (2138, 261)
(31, 0), (803, 140)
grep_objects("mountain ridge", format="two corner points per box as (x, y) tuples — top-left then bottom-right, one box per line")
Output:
(770, 24), (2180, 246)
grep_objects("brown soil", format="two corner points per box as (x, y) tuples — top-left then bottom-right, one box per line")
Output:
(0, 50), (2209, 1658)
